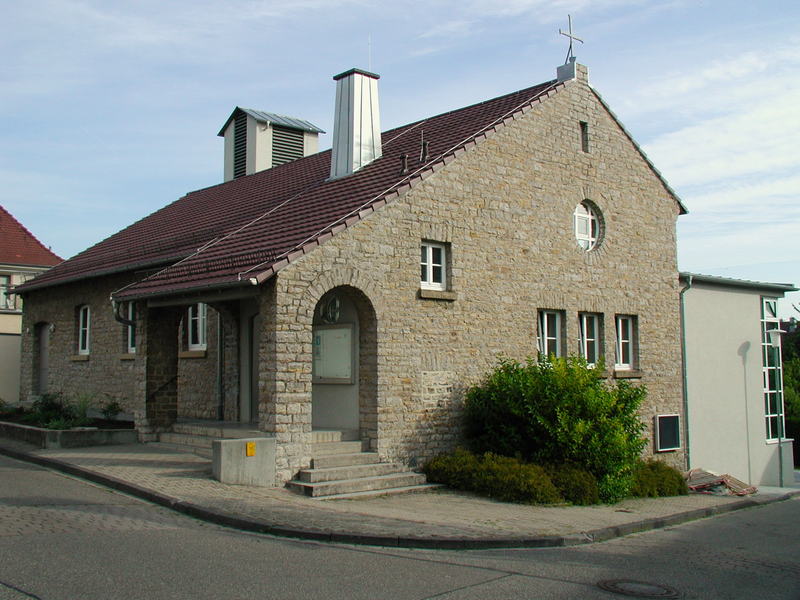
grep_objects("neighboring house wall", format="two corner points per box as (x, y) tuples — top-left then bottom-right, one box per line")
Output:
(1, 268), (50, 402)
(265, 70), (685, 480)
(0, 313), (21, 403)
(683, 280), (794, 486)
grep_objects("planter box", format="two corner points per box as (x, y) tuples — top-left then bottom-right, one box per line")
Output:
(0, 421), (139, 449)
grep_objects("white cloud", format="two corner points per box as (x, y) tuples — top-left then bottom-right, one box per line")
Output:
(644, 89), (800, 187)
(418, 20), (478, 39)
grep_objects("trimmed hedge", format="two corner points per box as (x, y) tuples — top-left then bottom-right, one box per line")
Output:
(544, 463), (600, 506)
(423, 449), (560, 505)
(630, 460), (688, 498)
(423, 450), (688, 505)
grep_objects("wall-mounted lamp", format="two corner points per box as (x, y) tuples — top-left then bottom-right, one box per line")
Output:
(767, 328), (784, 348)
(49, 323), (55, 333)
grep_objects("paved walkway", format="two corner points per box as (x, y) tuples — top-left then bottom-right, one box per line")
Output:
(1, 438), (798, 549)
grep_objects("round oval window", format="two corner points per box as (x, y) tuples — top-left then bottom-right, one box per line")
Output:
(574, 201), (601, 251)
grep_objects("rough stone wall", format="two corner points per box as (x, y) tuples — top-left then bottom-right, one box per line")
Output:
(175, 306), (220, 420)
(269, 68), (684, 482)
(19, 273), (142, 413)
(20, 274), (224, 423)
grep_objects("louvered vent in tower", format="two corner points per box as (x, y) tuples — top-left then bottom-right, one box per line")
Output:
(272, 126), (304, 167)
(233, 111), (247, 179)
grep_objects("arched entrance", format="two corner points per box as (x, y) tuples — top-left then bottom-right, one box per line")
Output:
(34, 322), (51, 395)
(311, 286), (377, 441)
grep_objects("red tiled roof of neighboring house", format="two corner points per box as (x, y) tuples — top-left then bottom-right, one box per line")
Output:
(0, 206), (62, 268)
(17, 76), (685, 300)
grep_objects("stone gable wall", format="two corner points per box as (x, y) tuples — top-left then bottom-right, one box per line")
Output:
(267, 72), (684, 482)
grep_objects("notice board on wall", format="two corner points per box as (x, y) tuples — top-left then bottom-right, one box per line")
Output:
(313, 324), (354, 384)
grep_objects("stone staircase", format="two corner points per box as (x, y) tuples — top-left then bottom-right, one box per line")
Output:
(286, 430), (431, 499)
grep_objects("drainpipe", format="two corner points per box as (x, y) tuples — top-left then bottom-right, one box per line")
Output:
(679, 275), (693, 471)
(112, 298), (136, 330)
(217, 314), (224, 421)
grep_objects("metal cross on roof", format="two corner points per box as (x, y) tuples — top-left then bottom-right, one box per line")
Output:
(559, 14), (583, 64)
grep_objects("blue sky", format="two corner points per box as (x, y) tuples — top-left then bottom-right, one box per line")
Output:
(2, 1), (799, 316)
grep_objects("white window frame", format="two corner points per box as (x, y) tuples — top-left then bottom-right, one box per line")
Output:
(420, 242), (447, 291)
(761, 298), (785, 442)
(78, 305), (91, 355)
(615, 315), (634, 370)
(0, 275), (11, 310)
(188, 303), (207, 351)
(574, 202), (599, 251)
(538, 310), (563, 357)
(579, 312), (600, 366)
(125, 302), (136, 354)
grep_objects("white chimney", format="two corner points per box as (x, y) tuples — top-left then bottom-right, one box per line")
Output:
(329, 68), (382, 180)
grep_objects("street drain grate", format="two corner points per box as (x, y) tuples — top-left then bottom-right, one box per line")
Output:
(597, 579), (681, 598)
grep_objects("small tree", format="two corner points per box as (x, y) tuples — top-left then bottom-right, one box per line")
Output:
(464, 355), (647, 502)
(782, 323), (800, 462)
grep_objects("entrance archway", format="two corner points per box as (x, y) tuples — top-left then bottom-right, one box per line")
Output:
(34, 322), (50, 395)
(311, 286), (377, 440)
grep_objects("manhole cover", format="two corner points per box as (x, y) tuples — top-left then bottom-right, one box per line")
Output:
(597, 579), (681, 598)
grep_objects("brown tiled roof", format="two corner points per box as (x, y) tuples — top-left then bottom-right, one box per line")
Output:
(19, 75), (682, 300)
(0, 206), (62, 268)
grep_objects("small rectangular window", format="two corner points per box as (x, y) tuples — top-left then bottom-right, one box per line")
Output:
(615, 315), (636, 370)
(580, 121), (589, 153)
(125, 302), (136, 354)
(420, 242), (447, 291)
(538, 310), (564, 357)
(188, 303), (207, 351)
(78, 305), (91, 355)
(0, 275), (11, 309)
(579, 313), (601, 365)
(655, 414), (681, 452)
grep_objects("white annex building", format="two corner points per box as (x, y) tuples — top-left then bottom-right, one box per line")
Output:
(681, 273), (796, 487)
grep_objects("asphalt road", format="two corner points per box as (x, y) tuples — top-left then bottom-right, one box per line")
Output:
(1, 454), (799, 599)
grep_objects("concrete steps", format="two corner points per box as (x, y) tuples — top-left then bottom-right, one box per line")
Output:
(288, 470), (427, 498)
(153, 423), (431, 498)
(289, 432), (430, 498)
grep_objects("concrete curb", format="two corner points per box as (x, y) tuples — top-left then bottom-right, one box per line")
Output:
(2, 443), (797, 550)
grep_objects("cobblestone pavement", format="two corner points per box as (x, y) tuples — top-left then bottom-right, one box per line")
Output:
(0, 454), (199, 539)
(1, 439), (798, 547)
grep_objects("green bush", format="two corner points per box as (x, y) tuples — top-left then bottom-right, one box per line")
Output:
(464, 355), (647, 503)
(20, 393), (74, 425)
(17, 392), (95, 429)
(423, 449), (561, 505)
(544, 463), (600, 506)
(630, 460), (688, 498)
(71, 392), (95, 427)
(100, 398), (122, 421)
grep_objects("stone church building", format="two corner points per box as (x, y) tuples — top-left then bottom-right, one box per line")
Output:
(16, 59), (688, 487)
